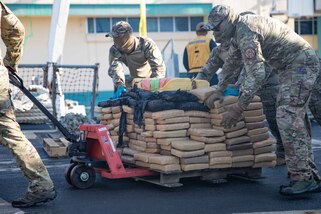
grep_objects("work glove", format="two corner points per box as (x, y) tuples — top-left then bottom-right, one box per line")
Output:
(113, 85), (126, 99)
(204, 87), (223, 109)
(221, 103), (244, 129)
(222, 85), (239, 96)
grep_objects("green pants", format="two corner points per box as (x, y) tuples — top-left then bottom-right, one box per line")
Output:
(0, 66), (54, 192)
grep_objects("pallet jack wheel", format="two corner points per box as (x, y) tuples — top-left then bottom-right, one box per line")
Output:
(65, 163), (78, 186)
(70, 164), (96, 189)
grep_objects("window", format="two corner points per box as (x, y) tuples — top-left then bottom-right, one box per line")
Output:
(147, 17), (158, 32)
(112, 17), (127, 25)
(96, 18), (110, 33)
(87, 18), (94, 33)
(175, 17), (188, 32)
(191, 17), (204, 31)
(87, 16), (204, 34)
(160, 17), (174, 32)
(295, 18), (317, 35)
(128, 18), (140, 32)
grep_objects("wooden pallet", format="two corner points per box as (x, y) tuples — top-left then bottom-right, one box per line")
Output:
(134, 167), (263, 187)
(43, 137), (70, 158)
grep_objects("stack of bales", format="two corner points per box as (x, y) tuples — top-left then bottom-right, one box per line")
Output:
(120, 105), (141, 164)
(95, 87), (277, 173)
(243, 99), (277, 167)
(188, 128), (226, 169)
(209, 95), (276, 168)
(210, 96), (253, 167)
(95, 106), (129, 147)
(133, 110), (189, 172)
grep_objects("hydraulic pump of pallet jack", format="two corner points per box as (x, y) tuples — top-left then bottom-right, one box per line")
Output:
(8, 68), (87, 158)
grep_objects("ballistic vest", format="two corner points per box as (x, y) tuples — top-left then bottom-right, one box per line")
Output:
(186, 36), (211, 73)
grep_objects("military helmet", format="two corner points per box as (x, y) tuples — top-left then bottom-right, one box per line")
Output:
(105, 21), (133, 38)
(202, 5), (231, 31)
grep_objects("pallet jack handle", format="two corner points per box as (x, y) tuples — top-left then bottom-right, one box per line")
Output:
(9, 69), (79, 143)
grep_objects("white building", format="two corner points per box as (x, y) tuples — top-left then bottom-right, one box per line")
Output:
(3, 0), (318, 99)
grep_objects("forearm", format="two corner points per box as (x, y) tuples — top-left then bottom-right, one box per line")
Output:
(108, 64), (125, 87)
(1, 3), (25, 68)
(238, 62), (265, 109)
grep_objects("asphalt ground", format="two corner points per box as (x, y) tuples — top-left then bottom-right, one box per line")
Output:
(0, 122), (320, 214)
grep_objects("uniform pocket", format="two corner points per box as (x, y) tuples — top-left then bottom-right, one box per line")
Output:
(289, 73), (310, 107)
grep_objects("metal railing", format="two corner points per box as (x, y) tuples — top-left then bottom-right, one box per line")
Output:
(17, 63), (99, 120)
(161, 38), (179, 77)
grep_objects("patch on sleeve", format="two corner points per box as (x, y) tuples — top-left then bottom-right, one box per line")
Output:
(244, 48), (256, 59)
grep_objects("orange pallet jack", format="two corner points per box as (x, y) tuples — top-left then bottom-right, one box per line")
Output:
(9, 71), (157, 189)
(65, 124), (157, 189)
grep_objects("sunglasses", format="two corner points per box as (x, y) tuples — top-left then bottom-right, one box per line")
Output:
(212, 19), (225, 31)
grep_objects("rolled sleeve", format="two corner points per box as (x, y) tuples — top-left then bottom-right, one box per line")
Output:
(144, 38), (166, 78)
(1, 2), (25, 69)
(108, 46), (125, 87)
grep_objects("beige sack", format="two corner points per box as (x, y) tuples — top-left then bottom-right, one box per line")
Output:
(101, 107), (112, 113)
(190, 117), (211, 124)
(254, 145), (275, 155)
(122, 105), (134, 114)
(190, 135), (226, 144)
(156, 117), (190, 124)
(184, 111), (210, 118)
(188, 87), (216, 101)
(157, 137), (189, 146)
(209, 156), (232, 165)
(134, 153), (160, 162)
(244, 115), (266, 123)
(244, 109), (264, 117)
(214, 96), (238, 109)
(190, 123), (212, 129)
(253, 138), (277, 149)
(225, 128), (248, 139)
(180, 155), (209, 165)
(204, 143), (226, 152)
(188, 128), (224, 137)
(153, 130), (187, 139)
(181, 163), (209, 171)
(171, 148), (204, 158)
(232, 155), (255, 163)
(149, 155), (179, 165)
(247, 127), (269, 137)
(171, 140), (205, 151)
(151, 110), (185, 119)
(208, 151), (232, 158)
(246, 121), (265, 130)
(156, 123), (190, 131)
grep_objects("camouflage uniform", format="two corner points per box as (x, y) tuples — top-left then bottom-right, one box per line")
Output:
(196, 44), (284, 159)
(0, 3), (54, 193)
(204, 5), (321, 183)
(107, 21), (166, 89)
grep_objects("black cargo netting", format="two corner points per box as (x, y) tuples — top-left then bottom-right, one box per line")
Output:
(58, 67), (97, 105)
(98, 86), (209, 127)
(13, 64), (99, 123)
(16, 66), (45, 87)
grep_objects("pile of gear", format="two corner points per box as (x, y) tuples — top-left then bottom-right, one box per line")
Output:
(11, 85), (53, 124)
(59, 113), (96, 138)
